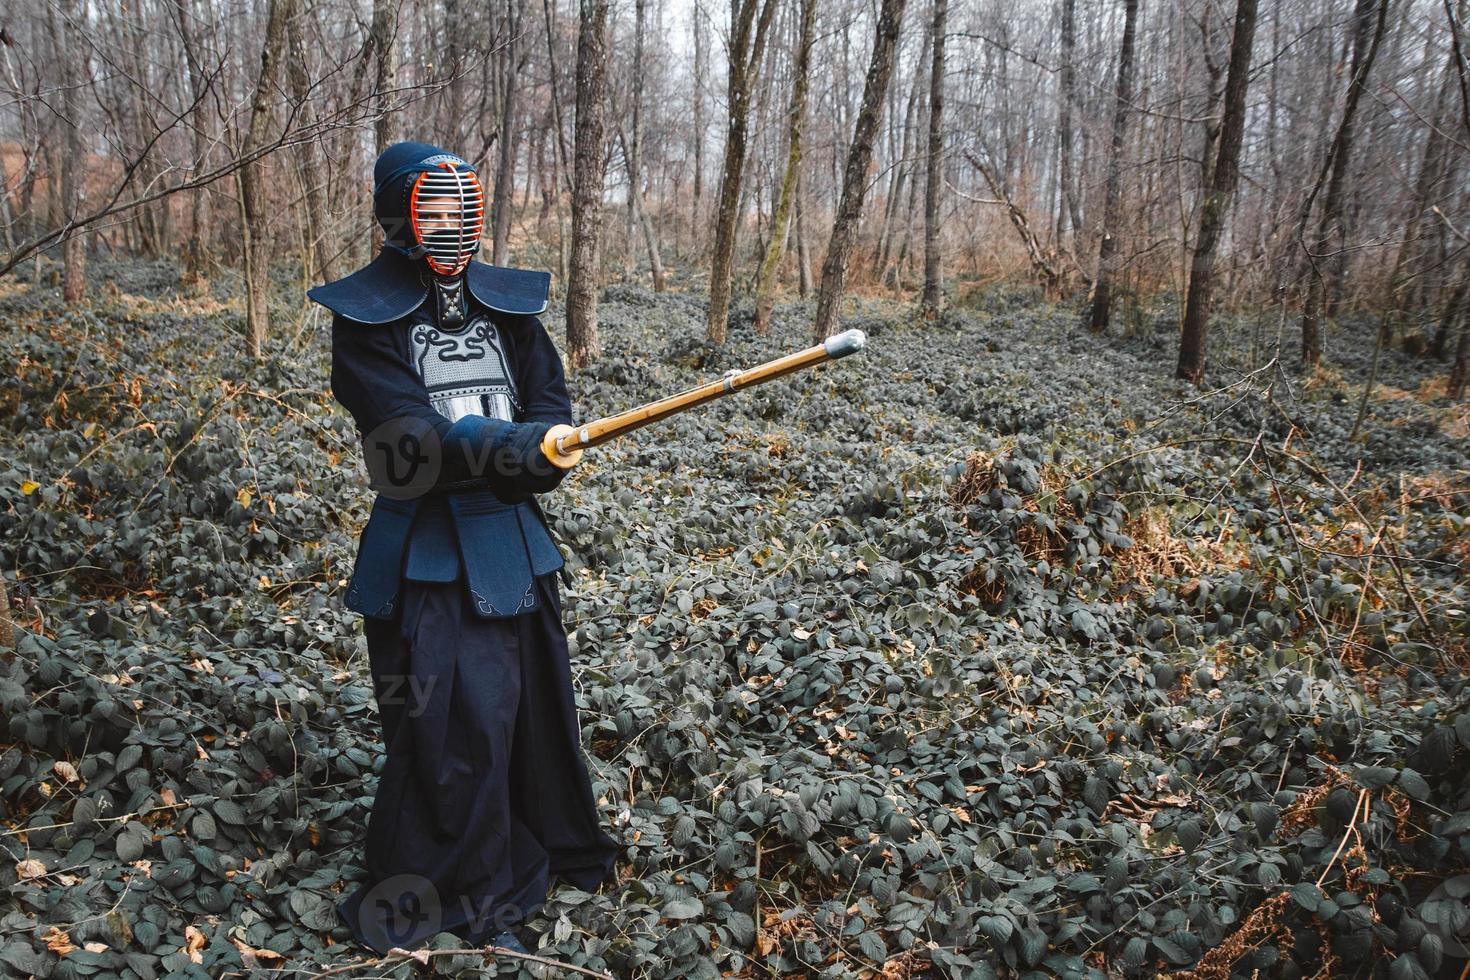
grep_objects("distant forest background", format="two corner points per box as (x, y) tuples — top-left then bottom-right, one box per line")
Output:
(1, 0), (1468, 385)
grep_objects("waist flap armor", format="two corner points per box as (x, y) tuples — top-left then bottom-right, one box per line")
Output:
(347, 490), (564, 620)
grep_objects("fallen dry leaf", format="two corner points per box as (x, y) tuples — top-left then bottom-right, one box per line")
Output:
(230, 937), (285, 967)
(41, 926), (75, 955)
(184, 924), (206, 964)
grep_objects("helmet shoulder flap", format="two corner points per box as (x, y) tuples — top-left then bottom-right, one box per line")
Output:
(464, 260), (550, 316)
(307, 248), (428, 325)
(309, 251), (551, 325)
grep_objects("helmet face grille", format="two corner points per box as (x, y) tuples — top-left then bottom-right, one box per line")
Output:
(409, 163), (485, 276)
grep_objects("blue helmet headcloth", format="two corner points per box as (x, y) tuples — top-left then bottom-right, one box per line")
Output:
(371, 141), (481, 265)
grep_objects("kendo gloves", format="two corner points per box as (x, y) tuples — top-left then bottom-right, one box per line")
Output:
(440, 414), (569, 501)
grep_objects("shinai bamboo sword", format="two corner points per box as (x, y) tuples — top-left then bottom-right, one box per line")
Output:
(539, 328), (868, 468)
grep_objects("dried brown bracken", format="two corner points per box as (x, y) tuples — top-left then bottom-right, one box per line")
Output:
(1173, 890), (1293, 980)
(951, 448), (1235, 609)
(1280, 765), (1352, 837)
(948, 449), (1000, 508)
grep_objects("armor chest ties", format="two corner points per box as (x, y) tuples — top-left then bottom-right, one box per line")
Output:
(432, 275), (467, 330)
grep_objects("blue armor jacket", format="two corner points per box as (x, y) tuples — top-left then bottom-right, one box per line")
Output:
(314, 246), (573, 620)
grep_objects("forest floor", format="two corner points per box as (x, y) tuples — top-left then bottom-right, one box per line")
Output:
(0, 258), (1467, 979)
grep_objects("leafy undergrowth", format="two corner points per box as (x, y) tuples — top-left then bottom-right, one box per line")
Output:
(0, 260), (1467, 979)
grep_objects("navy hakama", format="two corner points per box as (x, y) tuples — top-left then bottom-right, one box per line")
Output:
(337, 570), (620, 953)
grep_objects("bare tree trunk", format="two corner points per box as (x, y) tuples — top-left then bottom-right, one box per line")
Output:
(920, 0), (948, 316)
(691, 1), (706, 255)
(811, 0), (909, 343)
(113, 4), (162, 257)
(534, 120), (552, 235)
(752, 0), (817, 334)
(286, 14), (335, 284)
(1449, 279), (1470, 399)
(870, 48), (902, 275)
(892, 111), (927, 288)
(442, 0), (464, 146)
(372, 0), (398, 157)
(0, 152), (14, 253)
(353, 0), (398, 267)
(239, 0), (295, 361)
(543, 0), (573, 283)
(1350, 312), (1391, 440)
(58, 0), (87, 305)
(627, 0), (664, 291)
(493, 0), (528, 266)
(173, 0), (213, 284)
(795, 167), (812, 298)
(1, 27), (42, 260)
(1435, 277), (1469, 359)
(1436, 0), (1470, 364)
(1299, 0), (1390, 370)
(1176, 0), (1260, 385)
(612, 110), (667, 292)
(706, 0), (779, 344)
(1383, 50), (1457, 348)
(1081, 0), (1139, 334)
(876, 30), (928, 283)
(634, 188), (665, 291)
(1056, 0), (1083, 243)
(566, 0), (610, 370)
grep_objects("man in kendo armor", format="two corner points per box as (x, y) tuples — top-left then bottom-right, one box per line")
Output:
(309, 141), (620, 956)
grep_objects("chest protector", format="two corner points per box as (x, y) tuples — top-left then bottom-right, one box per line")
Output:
(390, 288), (563, 617)
(408, 291), (522, 424)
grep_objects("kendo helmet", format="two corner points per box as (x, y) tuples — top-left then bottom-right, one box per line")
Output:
(372, 141), (486, 278)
